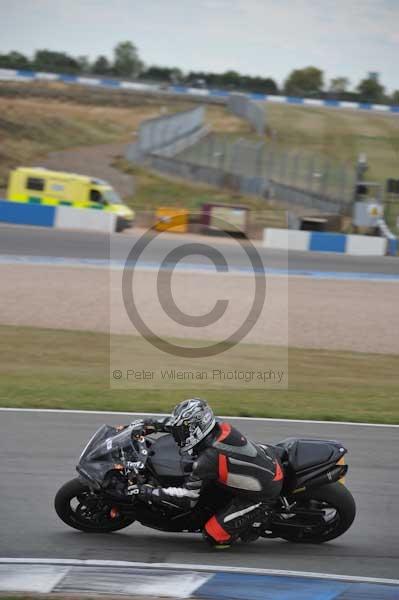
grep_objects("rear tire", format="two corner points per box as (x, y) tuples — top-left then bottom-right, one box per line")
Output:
(279, 483), (356, 543)
(54, 477), (135, 533)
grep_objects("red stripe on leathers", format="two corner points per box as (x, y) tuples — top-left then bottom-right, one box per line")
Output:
(205, 515), (231, 542)
(217, 422), (231, 442)
(273, 461), (284, 481)
(218, 454), (228, 483)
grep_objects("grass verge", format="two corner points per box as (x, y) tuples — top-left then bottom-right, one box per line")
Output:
(115, 161), (287, 229)
(1, 325), (398, 424)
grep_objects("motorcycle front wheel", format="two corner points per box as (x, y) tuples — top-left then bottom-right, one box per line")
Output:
(54, 477), (135, 533)
(277, 482), (356, 543)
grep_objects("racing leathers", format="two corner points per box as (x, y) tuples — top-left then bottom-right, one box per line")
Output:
(134, 418), (284, 547)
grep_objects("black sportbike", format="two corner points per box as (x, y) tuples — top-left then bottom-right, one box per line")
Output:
(55, 421), (356, 544)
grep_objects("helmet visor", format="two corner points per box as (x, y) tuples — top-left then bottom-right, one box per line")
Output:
(172, 421), (191, 447)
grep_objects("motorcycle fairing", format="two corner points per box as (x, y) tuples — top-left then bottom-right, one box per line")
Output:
(77, 424), (137, 487)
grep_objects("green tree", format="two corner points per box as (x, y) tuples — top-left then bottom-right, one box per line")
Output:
(142, 66), (182, 82)
(0, 51), (30, 69)
(77, 55), (90, 74)
(391, 90), (399, 105)
(284, 66), (324, 96)
(248, 76), (278, 95)
(91, 55), (111, 75)
(169, 68), (183, 83)
(220, 70), (242, 87)
(357, 75), (385, 103)
(33, 49), (79, 74)
(329, 77), (350, 95)
(112, 41), (143, 77)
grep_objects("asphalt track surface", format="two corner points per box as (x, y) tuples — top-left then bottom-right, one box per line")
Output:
(1, 410), (398, 579)
(1, 224), (399, 275)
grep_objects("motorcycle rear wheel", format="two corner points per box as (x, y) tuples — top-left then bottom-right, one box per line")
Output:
(54, 477), (135, 533)
(278, 482), (356, 543)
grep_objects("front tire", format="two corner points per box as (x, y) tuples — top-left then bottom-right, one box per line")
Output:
(279, 483), (356, 543)
(54, 478), (135, 533)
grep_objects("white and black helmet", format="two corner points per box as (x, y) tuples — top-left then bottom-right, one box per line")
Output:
(169, 398), (216, 452)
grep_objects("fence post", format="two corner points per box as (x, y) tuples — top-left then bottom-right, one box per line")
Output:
(231, 138), (242, 175)
(267, 145), (276, 179)
(254, 142), (264, 179)
(210, 134), (216, 168)
(278, 150), (288, 184)
(297, 153), (306, 191)
(290, 153), (299, 187)
(200, 135), (208, 165)
(307, 155), (315, 192)
(320, 159), (330, 197)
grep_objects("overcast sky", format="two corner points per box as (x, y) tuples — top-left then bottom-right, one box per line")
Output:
(0, 0), (397, 91)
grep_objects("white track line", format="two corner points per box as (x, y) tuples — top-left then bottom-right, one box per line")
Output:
(0, 559), (398, 587)
(2, 254), (399, 283)
(1, 407), (398, 428)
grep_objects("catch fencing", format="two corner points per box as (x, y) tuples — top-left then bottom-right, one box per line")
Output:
(125, 109), (357, 215)
(228, 93), (266, 135)
(172, 133), (356, 213)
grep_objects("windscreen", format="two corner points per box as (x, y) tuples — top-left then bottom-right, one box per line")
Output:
(102, 188), (124, 205)
(78, 424), (137, 485)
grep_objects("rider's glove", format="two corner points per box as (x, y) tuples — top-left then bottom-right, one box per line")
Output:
(142, 418), (159, 435)
(137, 484), (157, 503)
(139, 418), (169, 435)
(128, 418), (158, 437)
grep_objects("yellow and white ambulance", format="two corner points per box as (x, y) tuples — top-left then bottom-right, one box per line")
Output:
(6, 167), (134, 231)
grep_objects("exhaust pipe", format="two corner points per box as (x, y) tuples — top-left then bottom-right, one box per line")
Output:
(293, 465), (348, 494)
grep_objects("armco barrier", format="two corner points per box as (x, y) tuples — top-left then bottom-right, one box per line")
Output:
(263, 228), (388, 256)
(228, 93), (265, 135)
(137, 106), (205, 154)
(1, 68), (399, 115)
(126, 107), (208, 162)
(0, 200), (117, 233)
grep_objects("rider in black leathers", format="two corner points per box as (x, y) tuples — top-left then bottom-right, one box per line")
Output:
(122, 398), (283, 548)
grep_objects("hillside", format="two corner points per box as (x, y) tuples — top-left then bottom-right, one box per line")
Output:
(266, 103), (399, 184)
(0, 81), (247, 189)
(1, 80), (398, 185)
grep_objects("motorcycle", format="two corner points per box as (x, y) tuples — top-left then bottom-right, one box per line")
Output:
(55, 421), (356, 544)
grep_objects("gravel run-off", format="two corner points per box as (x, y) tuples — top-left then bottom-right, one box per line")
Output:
(1, 263), (398, 354)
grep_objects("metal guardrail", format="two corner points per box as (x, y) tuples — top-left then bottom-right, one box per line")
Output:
(228, 93), (265, 135)
(125, 106), (208, 162)
(137, 106), (205, 154)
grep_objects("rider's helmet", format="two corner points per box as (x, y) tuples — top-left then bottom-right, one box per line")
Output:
(169, 398), (216, 453)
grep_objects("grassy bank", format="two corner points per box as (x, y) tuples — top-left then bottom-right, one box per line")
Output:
(0, 95), (170, 188)
(1, 325), (397, 423)
(1, 81), (398, 187)
(266, 103), (399, 184)
(0, 81), (244, 190)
